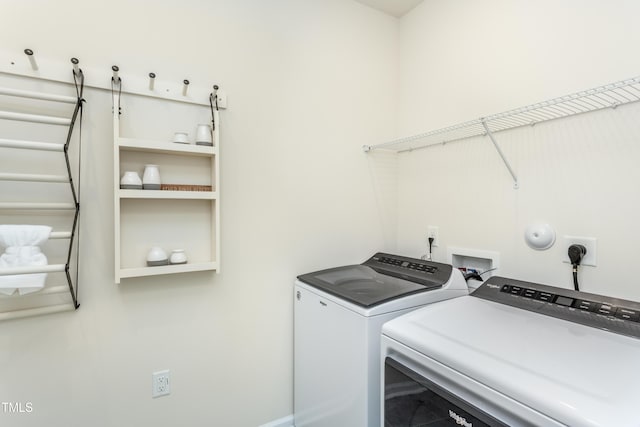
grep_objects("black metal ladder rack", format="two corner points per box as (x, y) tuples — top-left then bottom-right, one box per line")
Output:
(0, 65), (84, 321)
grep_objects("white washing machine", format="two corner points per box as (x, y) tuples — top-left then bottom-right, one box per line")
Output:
(382, 275), (640, 426)
(294, 252), (468, 427)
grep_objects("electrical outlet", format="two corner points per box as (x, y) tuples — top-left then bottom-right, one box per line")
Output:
(562, 236), (597, 267)
(427, 226), (439, 248)
(152, 370), (171, 398)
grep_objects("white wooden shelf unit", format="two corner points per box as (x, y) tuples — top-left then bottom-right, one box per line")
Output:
(113, 83), (220, 283)
(364, 76), (640, 188)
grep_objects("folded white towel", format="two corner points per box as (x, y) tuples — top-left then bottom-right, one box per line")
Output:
(0, 225), (52, 296)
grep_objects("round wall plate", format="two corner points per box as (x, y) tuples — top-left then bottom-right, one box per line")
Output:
(524, 223), (556, 250)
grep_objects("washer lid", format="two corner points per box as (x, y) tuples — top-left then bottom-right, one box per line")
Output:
(297, 265), (438, 308)
(382, 295), (640, 427)
(297, 253), (453, 308)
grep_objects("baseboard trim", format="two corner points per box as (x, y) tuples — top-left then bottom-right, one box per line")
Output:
(258, 414), (294, 427)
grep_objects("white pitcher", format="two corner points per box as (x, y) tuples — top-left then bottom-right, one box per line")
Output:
(195, 124), (213, 146)
(142, 165), (161, 190)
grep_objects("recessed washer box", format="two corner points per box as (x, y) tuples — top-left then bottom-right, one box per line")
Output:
(447, 247), (500, 278)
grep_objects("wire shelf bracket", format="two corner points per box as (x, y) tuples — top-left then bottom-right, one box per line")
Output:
(363, 75), (640, 188)
(481, 119), (518, 189)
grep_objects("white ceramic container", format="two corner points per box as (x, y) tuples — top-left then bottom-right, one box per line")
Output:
(120, 171), (142, 189)
(146, 247), (168, 266)
(142, 164), (161, 190)
(169, 249), (188, 265)
(195, 124), (213, 146)
(173, 132), (189, 144)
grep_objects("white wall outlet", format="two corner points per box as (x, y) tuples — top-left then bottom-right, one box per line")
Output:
(562, 236), (597, 267)
(152, 370), (171, 398)
(427, 226), (439, 247)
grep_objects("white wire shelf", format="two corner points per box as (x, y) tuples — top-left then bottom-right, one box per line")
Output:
(364, 76), (640, 153)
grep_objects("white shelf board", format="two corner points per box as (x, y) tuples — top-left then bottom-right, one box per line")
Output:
(118, 262), (218, 279)
(118, 189), (217, 200)
(118, 137), (216, 157)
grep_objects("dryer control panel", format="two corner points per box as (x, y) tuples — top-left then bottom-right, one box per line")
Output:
(473, 276), (640, 339)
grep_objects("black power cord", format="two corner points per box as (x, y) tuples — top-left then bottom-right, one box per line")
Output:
(463, 267), (498, 283)
(427, 237), (434, 261)
(568, 244), (587, 291)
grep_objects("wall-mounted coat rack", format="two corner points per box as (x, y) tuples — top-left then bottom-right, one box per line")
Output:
(363, 76), (640, 189)
(0, 53), (84, 321)
(0, 48), (227, 108)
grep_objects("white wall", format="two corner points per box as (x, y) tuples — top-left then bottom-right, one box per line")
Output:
(0, 1), (398, 426)
(395, 0), (640, 299)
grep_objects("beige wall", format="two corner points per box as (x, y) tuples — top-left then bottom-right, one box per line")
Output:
(5, 1), (640, 425)
(395, 0), (640, 299)
(0, 1), (398, 425)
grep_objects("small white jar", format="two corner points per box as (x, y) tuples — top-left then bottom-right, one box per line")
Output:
(169, 249), (188, 265)
(146, 246), (168, 267)
(120, 171), (142, 189)
(173, 132), (189, 144)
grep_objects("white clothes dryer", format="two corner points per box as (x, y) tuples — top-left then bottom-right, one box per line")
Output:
(382, 276), (640, 426)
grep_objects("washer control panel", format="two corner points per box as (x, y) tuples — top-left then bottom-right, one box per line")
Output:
(364, 253), (453, 287)
(374, 255), (437, 274)
(473, 276), (640, 339)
